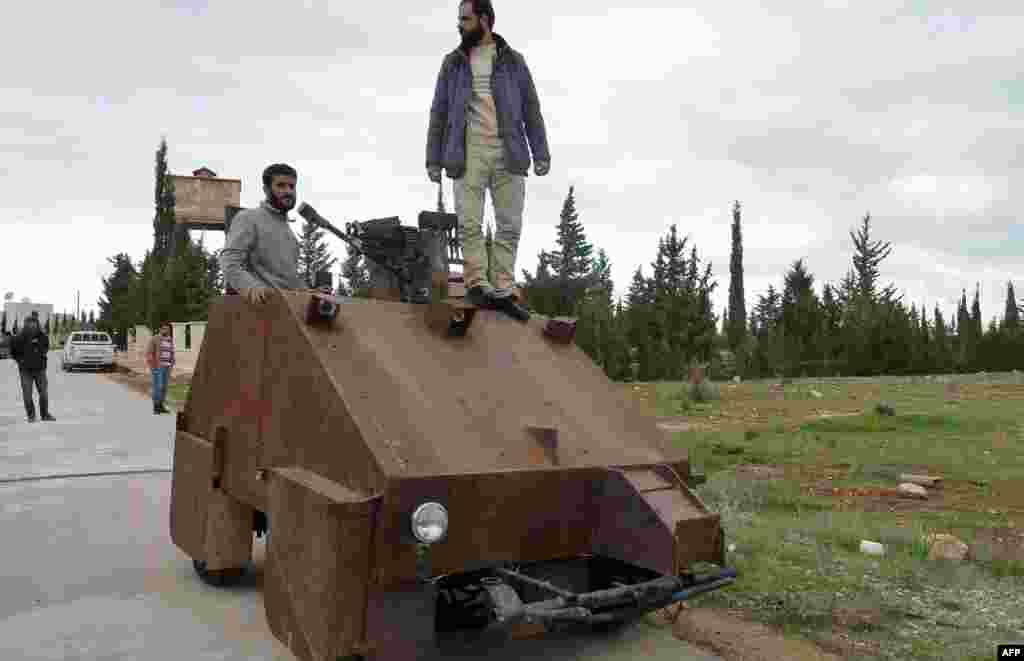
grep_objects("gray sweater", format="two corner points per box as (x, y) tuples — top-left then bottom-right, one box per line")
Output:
(220, 201), (305, 292)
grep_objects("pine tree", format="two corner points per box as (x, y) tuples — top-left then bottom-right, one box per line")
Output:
(727, 200), (747, 354)
(98, 253), (139, 342)
(298, 217), (337, 287)
(341, 244), (370, 297)
(625, 267), (657, 381)
(781, 259), (821, 375)
(1, 310), (6, 334)
(956, 289), (969, 370)
(970, 283), (983, 369)
(88, 310), (95, 328)
(850, 213), (893, 302)
(1004, 281), (1019, 333)
(547, 186), (594, 316)
(751, 285), (784, 376)
(937, 304), (950, 372)
(153, 137), (176, 260)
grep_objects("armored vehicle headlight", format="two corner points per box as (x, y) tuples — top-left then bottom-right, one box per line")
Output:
(411, 502), (448, 544)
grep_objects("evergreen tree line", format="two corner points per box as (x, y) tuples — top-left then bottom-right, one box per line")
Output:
(1, 309), (97, 337)
(94, 144), (1023, 380)
(96, 138), (340, 341)
(732, 213), (1024, 378)
(517, 191), (1024, 381)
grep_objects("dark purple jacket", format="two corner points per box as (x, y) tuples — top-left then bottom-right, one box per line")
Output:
(425, 33), (551, 179)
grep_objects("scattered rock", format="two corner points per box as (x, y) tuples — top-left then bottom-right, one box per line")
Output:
(875, 402), (895, 416)
(899, 473), (942, 487)
(898, 483), (928, 499)
(732, 375), (742, 383)
(810, 389), (823, 399)
(926, 533), (969, 561)
(736, 464), (785, 480)
(859, 540), (886, 556)
(643, 601), (687, 628)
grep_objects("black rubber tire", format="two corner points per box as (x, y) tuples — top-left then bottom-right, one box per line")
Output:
(590, 618), (631, 634)
(192, 559), (246, 587)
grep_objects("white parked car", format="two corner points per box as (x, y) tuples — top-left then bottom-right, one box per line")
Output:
(62, 331), (116, 371)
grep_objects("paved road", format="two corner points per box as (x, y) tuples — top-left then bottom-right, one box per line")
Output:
(0, 352), (719, 660)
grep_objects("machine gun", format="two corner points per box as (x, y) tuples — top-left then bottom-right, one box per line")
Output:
(298, 202), (457, 304)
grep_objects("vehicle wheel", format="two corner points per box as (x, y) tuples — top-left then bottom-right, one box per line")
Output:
(192, 559), (246, 587)
(590, 618), (631, 634)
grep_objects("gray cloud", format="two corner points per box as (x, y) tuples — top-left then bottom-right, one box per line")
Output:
(3, 1), (1022, 328)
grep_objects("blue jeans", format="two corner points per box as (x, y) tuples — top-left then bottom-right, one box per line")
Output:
(151, 367), (169, 405)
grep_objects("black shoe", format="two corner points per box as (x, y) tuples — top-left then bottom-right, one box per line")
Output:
(41, 414), (55, 422)
(26, 415), (36, 423)
(153, 405), (161, 415)
(493, 295), (531, 322)
(465, 285), (498, 309)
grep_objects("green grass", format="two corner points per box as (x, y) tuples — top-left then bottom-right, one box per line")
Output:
(166, 383), (190, 407)
(660, 376), (1024, 660)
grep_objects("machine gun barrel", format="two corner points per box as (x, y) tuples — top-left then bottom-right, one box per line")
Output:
(297, 202), (412, 284)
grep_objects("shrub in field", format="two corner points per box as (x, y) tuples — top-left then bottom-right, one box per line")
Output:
(690, 379), (720, 403)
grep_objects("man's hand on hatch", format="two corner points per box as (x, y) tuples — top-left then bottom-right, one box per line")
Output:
(534, 161), (550, 176)
(427, 165), (442, 184)
(243, 286), (272, 305)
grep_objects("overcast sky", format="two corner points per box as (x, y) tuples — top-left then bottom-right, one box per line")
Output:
(3, 0), (1021, 327)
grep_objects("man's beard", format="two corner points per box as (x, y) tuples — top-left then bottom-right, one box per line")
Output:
(460, 26), (484, 50)
(269, 193), (295, 212)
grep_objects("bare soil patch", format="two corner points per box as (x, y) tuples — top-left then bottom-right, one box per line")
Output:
(671, 608), (842, 661)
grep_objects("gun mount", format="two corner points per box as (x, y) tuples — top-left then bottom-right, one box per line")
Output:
(298, 202), (459, 305)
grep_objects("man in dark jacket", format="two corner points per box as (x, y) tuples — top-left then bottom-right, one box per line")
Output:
(425, 0), (551, 315)
(11, 314), (55, 422)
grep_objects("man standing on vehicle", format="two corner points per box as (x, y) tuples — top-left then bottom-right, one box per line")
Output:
(220, 163), (307, 304)
(145, 322), (175, 415)
(11, 314), (55, 422)
(425, 0), (551, 317)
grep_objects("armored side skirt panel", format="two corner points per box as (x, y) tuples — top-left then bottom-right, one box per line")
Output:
(169, 430), (254, 570)
(262, 466), (380, 661)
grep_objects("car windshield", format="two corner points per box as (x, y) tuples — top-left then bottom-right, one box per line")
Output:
(72, 333), (110, 343)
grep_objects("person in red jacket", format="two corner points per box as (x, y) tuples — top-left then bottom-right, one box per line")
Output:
(145, 322), (175, 414)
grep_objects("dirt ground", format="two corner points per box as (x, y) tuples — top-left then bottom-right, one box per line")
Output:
(104, 367), (191, 408)
(633, 378), (1024, 658)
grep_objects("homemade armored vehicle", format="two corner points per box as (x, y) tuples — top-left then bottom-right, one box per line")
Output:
(169, 206), (734, 661)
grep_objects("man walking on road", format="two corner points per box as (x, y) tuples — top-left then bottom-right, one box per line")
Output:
(425, 0), (551, 318)
(145, 322), (175, 415)
(219, 163), (307, 304)
(10, 314), (55, 422)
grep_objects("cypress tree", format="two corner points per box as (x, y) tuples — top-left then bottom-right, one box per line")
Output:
(727, 200), (747, 352)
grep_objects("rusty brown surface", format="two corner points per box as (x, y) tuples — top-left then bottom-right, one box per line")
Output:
(292, 292), (675, 476)
(172, 289), (726, 653)
(592, 469), (678, 576)
(372, 468), (600, 588)
(169, 430), (215, 560)
(263, 466), (380, 661)
(182, 295), (268, 511)
(203, 488), (254, 571)
(260, 293), (389, 499)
